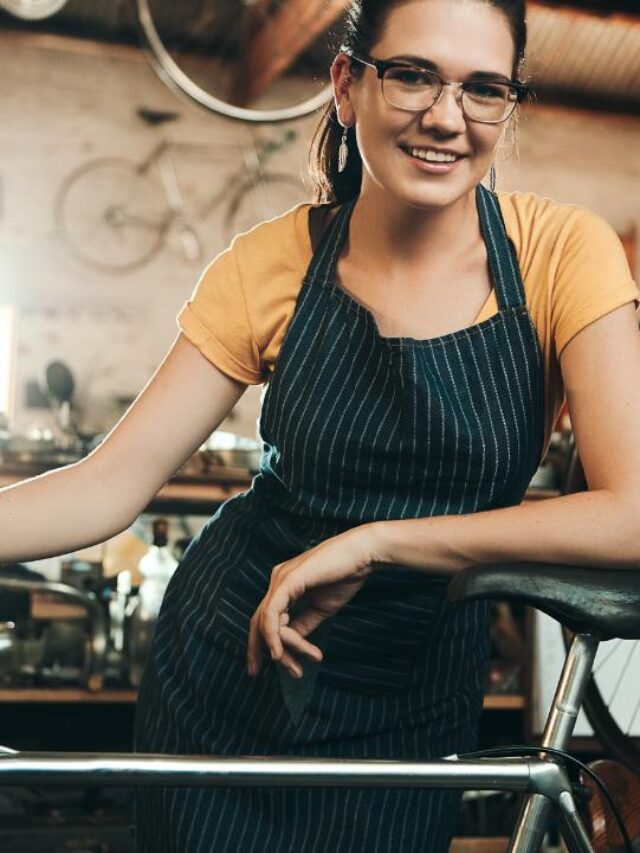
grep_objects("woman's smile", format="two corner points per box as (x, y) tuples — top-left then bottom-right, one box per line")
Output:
(399, 143), (469, 173)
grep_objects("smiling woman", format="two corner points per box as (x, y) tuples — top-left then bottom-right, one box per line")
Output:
(128, 1), (640, 851)
(2, 0), (638, 851)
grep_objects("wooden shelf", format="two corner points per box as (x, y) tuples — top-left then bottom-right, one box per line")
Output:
(451, 839), (508, 853)
(1, 463), (558, 512)
(0, 688), (524, 708)
(0, 688), (137, 703)
(483, 694), (525, 710)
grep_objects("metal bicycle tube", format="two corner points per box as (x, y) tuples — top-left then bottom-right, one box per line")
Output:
(0, 754), (533, 789)
(509, 632), (599, 853)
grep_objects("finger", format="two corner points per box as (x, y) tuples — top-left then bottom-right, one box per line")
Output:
(280, 625), (323, 662)
(247, 612), (264, 676)
(288, 610), (327, 639)
(262, 587), (294, 660)
(280, 612), (290, 626)
(275, 645), (305, 678)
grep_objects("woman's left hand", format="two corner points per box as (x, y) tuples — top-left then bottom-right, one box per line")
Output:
(247, 525), (380, 679)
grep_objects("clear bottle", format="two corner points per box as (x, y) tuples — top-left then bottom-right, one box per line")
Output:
(128, 518), (177, 687)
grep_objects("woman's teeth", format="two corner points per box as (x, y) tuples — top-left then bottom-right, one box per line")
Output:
(406, 146), (460, 163)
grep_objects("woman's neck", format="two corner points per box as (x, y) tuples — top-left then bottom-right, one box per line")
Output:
(345, 183), (482, 278)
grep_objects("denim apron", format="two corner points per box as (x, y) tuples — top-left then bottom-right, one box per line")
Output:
(135, 183), (545, 852)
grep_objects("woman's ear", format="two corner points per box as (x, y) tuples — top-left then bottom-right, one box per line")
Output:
(330, 52), (356, 127)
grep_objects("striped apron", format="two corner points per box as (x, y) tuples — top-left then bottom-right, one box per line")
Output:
(134, 182), (545, 852)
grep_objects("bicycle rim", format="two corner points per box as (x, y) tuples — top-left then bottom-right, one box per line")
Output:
(224, 173), (308, 241)
(55, 158), (167, 274)
(562, 627), (640, 775)
(135, 0), (345, 123)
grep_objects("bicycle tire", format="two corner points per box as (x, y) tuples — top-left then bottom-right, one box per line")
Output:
(55, 157), (167, 274)
(560, 446), (640, 774)
(135, 0), (338, 123)
(224, 172), (309, 242)
(0, 0), (68, 20)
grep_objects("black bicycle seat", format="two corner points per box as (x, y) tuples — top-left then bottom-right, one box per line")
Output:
(447, 562), (640, 640)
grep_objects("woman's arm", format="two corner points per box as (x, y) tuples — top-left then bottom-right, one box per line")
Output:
(0, 332), (246, 563)
(374, 300), (640, 573)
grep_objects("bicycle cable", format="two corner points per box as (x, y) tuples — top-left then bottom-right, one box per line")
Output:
(457, 744), (634, 853)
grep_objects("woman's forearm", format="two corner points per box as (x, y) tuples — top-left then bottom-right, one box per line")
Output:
(373, 489), (640, 574)
(0, 459), (135, 564)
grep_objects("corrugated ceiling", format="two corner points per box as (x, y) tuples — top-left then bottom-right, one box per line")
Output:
(1, 0), (639, 110)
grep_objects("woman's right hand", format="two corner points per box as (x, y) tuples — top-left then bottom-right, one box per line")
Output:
(0, 332), (247, 563)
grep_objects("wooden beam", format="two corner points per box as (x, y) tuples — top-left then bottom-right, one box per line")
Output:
(529, 0), (640, 24)
(230, 0), (350, 107)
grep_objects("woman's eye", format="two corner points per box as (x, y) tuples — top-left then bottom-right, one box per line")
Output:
(467, 83), (507, 100)
(387, 69), (431, 86)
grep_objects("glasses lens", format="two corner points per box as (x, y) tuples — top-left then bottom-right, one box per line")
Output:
(462, 82), (518, 122)
(382, 66), (441, 111)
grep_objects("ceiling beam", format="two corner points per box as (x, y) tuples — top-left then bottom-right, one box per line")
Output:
(529, 0), (640, 22)
(230, 0), (350, 107)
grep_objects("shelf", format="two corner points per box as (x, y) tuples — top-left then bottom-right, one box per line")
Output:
(0, 688), (524, 708)
(483, 694), (525, 710)
(1, 464), (558, 513)
(451, 839), (508, 853)
(0, 688), (137, 703)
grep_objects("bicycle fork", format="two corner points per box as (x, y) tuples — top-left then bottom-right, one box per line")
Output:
(509, 633), (600, 853)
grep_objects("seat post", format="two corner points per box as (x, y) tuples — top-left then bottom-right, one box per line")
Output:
(509, 631), (600, 853)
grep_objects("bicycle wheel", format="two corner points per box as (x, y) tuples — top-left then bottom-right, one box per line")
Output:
(224, 172), (309, 241)
(560, 446), (640, 774)
(55, 158), (167, 274)
(0, 0), (68, 20)
(135, 0), (348, 122)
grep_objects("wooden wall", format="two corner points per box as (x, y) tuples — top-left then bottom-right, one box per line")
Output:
(1, 29), (638, 442)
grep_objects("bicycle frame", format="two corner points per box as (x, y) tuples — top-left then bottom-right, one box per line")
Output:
(0, 628), (599, 852)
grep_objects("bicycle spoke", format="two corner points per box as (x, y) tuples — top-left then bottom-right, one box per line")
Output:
(626, 681), (640, 734)
(593, 638), (623, 674)
(604, 640), (638, 710)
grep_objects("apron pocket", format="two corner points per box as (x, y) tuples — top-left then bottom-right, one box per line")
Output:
(319, 571), (448, 695)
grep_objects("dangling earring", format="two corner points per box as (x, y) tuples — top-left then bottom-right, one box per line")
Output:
(489, 163), (496, 192)
(338, 126), (349, 173)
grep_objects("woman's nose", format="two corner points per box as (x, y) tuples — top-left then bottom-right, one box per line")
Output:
(419, 84), (467, 133)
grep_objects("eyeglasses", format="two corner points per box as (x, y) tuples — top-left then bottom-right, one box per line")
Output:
(347, 52), (530, 124)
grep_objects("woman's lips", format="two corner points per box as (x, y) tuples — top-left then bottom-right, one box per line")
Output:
(399, 146), (467, 173)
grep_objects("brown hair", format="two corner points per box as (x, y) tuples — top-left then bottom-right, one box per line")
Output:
(308, 0), (529, 203)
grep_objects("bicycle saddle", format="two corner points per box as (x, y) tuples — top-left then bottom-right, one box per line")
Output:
(447, 562), (640, 640)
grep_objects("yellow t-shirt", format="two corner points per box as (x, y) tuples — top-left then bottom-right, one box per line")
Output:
(177, 191), (639, 460)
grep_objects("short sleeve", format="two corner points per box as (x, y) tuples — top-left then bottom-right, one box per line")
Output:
(551, 207), (640, 358)
(176, 240), (263, 385)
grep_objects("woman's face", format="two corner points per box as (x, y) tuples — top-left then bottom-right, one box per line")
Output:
(332, 0), (516, 210)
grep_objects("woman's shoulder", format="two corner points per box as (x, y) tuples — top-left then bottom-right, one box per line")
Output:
(228, 200), (315, 279)
(495, 189), (614, 250)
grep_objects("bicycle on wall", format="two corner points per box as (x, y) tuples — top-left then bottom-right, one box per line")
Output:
(55, 108), (308, 273)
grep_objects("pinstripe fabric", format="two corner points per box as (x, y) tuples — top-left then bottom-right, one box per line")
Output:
(134, 183), (545, 852)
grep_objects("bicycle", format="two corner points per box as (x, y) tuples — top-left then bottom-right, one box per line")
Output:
(54, 108), (308, 274)
(135, 0), (346, 123)
(0, 558), (639, 852)
(559, 442), (640, 776)
(0, 0), (67, 20)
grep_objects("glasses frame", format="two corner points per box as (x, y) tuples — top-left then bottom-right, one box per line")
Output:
(346, 52), (531, 125)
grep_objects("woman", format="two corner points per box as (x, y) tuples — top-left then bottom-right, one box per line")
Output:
(2, 0), (640, 850)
